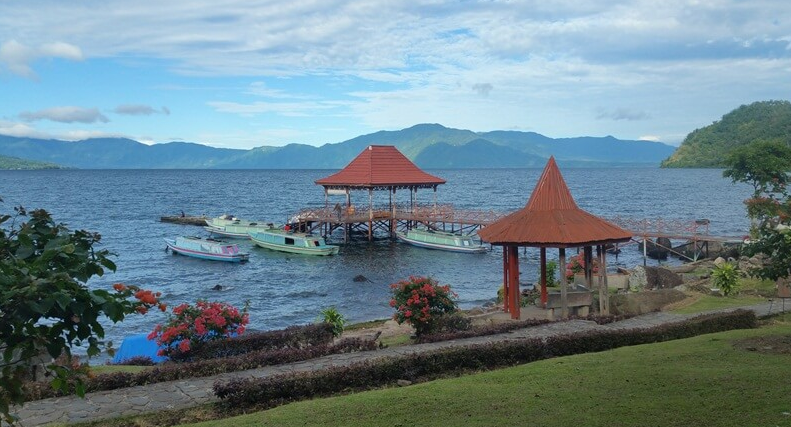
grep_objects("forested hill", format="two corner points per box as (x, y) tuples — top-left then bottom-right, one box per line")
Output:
(0, 155), (65, 170)
(0, 124), (676, 169)
(661, 100), (791, 168)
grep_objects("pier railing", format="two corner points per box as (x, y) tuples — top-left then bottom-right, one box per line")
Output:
(292, 203), (506, 226)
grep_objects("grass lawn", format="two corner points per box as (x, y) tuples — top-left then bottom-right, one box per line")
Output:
(88, 364), (150, 375)
(177, 315), (791, 427)
(671, 294), (768, 314)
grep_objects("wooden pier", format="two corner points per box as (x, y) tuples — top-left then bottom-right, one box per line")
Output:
(292, 203), (506, 242)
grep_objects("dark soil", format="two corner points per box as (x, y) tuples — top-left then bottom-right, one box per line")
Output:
(732, 334), (791, 355)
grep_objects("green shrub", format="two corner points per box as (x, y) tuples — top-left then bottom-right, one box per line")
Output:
(390, 276), (458, 336)
(712, 263), (739, 296)
(319, 306), (347, 337)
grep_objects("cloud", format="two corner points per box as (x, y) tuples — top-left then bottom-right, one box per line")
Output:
(20, 106), (109, 124)
(0, 39), (82, 78)
(113, 104), (170, 116)
(0, 120), (122, 140)
(595, 108), (650, 121)
(472, 83), (493, 96)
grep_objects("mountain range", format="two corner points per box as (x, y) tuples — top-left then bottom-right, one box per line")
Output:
(0, 124), (676, 169)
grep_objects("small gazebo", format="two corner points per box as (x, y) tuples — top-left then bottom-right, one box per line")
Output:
(479, 157), (631, 319)
(315, 145), (446, 240)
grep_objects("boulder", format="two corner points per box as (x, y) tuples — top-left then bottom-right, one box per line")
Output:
(713, 257), (726, 266)
(610, 289), (687, 316)
(637, 238), (669, 260)
(631, 266), (683, 290)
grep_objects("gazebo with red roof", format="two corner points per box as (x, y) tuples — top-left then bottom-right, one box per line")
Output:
(315, 145), (445, 241)
(479, 157), (631, 319)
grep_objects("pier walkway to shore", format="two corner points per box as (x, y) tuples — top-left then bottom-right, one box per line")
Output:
(11, 302), (778, 427)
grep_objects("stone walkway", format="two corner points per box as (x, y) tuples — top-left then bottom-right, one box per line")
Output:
(11, 303), (780, 426)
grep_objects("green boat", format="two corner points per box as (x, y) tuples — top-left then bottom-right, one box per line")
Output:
(249, 227), (339, 256)
(204, 215), (270, 239)
(396, 228), (487, 253)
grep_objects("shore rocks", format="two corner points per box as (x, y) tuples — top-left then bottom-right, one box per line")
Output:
(610, 289), (687, 315)
(629, 266), (683, 291)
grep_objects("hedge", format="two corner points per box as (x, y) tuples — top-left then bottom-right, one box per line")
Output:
(214, 309), (757, 409)
(23, 337), (376, 401)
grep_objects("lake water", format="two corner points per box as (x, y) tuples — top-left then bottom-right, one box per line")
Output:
(0, 168), (752, 359)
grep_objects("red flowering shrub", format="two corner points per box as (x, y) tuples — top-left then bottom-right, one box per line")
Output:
(148, 300), (249, 359)
(389, 276), (458, 336)
(565, 253), (599, 283)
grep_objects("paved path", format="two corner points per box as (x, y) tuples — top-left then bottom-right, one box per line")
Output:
(10, 303), (779, 426)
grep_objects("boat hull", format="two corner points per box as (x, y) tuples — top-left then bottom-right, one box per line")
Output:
(204, 225), (251, 239)
(164, 238), (250, 262)
(249, 231), (339, 256)
(396, 232), (487, 253)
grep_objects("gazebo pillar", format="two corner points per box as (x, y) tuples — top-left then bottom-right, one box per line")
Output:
(584, 246), (593, 289)
(508, 245), (520, 319)
(368, 188), (373, 241)
(540, 247), (548, 307)
(559, 247), (568, 319)
(502, 247), (510, 313)
(601, 248), (610, 315)
(597, 245), (605, 314)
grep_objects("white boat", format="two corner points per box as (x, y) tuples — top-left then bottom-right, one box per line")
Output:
(204, 214), (270, 239)
(165, 236), (250, 262)
(249, 226), (339, 256)
(396, 228), (487, 253)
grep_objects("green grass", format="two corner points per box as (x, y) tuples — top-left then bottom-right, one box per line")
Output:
(177, 315), (791, 427)
(88, 364), (150, 375)
(671, 294), (768, 314)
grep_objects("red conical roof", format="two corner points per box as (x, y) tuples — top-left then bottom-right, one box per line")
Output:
(315, 145), (445, 188)
(479, 157), (631, 247)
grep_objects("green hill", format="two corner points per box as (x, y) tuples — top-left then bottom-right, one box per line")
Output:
(661, 100), (791, 168)
(0, 154), (64, 170)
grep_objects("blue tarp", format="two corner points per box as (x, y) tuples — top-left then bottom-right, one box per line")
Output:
(111, 333), (168, 364)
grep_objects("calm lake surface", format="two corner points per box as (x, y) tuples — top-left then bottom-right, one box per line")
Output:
(0, 168), (752, 358)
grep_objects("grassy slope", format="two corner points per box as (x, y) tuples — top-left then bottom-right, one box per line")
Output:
(181, 315), (791, 427)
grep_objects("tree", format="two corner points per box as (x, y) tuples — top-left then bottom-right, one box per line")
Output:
(723, 140), (791, 199)
(723, 140), (791, 281)
(0, 202), (161, 423)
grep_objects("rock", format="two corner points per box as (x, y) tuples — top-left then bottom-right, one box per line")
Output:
(352, 274), (370, 282)
(637, 238), (669, 260)
(642, 266), (684, 290)
(397, 379), (412, 387)
(628, 266), (648, 292)
(713, 257), (726, 266)
(211, 284), (224, 291)
(610, 289), (687, 315)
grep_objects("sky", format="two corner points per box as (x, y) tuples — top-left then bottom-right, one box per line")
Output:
(0, 0), (789, 149)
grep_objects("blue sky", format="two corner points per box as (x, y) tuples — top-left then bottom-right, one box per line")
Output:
(0, 0), (789, 149)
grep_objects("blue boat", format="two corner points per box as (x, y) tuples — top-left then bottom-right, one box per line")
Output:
(165, 236), (250, 262)
(249, 226), (339, 256)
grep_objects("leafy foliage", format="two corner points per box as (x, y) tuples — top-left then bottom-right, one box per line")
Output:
(389, 276), (458, 336)
(0, 203), (160, 423)
(147, 301), (249, 360)
(711, 263), (739, 296)
(318, 306), (347, 338)
(662, 100), (791, 168)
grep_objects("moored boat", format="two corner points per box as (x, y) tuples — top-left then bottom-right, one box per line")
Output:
(204, 214), (270, 238)
(249, 226), (339, 256)
(396, 228), (487, 253)
(165, 236), (250, 262)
